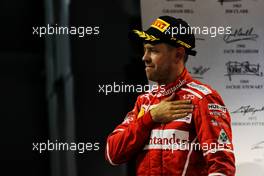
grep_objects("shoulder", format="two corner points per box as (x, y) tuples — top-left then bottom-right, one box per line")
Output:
(181, 79), (223, 102)
(180, 80), (228, 118)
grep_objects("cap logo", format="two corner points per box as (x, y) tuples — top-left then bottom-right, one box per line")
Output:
(133, 30), (160, 41)
(151, 18), (170, 32)
(176, 39), (192, 48)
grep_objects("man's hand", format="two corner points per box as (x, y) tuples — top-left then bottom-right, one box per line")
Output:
(150, 93), (194, 123)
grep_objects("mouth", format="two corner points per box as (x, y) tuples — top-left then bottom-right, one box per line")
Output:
(145, 66), (154, 72)
(145, 66), (153, 69)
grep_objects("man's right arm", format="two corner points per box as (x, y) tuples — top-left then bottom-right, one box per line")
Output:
(105, 97), (155, 165)
(105, 93), (194, 165)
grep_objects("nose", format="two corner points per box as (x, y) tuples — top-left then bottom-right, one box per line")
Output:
(142, 50), (150, 62)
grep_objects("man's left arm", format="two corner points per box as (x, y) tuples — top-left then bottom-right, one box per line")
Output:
(194, 93), (236, 176)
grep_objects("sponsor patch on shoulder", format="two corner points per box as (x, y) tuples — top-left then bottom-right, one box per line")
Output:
(208, 103), (227, 113)
(218, 129), (231, 144)
(209, 111), (227, 119)
(211, 119), (219, 126)
(187, 82), (212, 95)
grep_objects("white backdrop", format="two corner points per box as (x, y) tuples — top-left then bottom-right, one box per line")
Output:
(140, 0), (264, 175)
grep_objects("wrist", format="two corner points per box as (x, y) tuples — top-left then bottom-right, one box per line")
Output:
(150, 109), (157, 122)
(140, 111), (156, 129)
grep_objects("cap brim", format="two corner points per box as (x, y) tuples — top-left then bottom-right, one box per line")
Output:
(132, 29), (160, 42)
(132, 29), (197, 56)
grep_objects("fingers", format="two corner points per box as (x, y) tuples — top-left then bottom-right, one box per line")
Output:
(167, 109), (193, 123)
(171, 113), (188, 119)
(150, 97), (194, 123)
(173, 109), (193, 114)
(169, 104), (194, 110)
(171, 100), (192, 105)
(164, 93), (175, 101)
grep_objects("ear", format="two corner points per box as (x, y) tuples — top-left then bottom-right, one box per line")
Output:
(172, 47), (185, 65)
(175, 47), (185, 59)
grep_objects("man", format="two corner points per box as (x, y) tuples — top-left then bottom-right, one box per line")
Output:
(106, 16), (235, 176)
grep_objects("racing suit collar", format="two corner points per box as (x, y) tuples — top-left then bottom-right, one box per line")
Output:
(155, 68), (191, 98)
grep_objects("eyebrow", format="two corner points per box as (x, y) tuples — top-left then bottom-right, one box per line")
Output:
(143, 45), (155, 50)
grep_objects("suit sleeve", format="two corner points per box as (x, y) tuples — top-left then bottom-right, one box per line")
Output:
(105, 97), (155, 165)
(194, 93), (236, 176)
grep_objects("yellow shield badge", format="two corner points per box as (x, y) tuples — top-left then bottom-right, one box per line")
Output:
(137, 107), (145, 119)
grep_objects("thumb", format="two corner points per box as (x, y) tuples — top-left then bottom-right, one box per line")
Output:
(164, 93), (175, 101)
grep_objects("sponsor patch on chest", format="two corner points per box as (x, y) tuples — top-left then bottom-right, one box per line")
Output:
(144, 129), (189, 150)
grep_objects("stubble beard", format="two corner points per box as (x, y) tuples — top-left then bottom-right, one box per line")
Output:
(146, 66), (170, 84)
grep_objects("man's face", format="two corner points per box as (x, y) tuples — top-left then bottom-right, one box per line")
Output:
(143, 43), (176, 84)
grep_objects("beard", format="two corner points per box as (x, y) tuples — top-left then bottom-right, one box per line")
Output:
(145, 65), (170, 84)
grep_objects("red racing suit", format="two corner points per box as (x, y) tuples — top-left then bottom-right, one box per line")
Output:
(106, 68), (236, 176)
